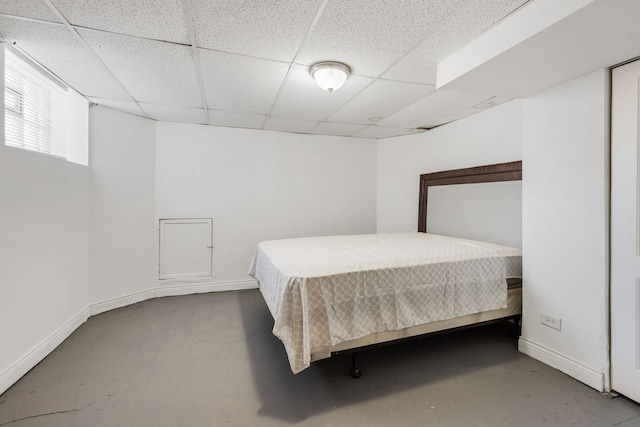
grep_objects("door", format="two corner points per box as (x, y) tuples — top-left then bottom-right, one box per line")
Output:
(611, 59), (640, 402)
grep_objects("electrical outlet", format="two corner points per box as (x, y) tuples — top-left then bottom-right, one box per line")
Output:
(540, 312), (561, 331)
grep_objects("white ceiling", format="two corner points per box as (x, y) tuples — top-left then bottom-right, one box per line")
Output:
(0, 0), (531, 139)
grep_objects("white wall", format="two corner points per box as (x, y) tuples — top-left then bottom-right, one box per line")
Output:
(0, 112), (91, 391)
(89, 107), (156, 305)
(427, 181), (522, 248)
(378, 78), (611, 392)
(377, 100), (523, 234)
(0, 70), (612, 396)
(519, 69), (610, 390)
(0, 109), (378, 394)
(0, 106), (158, 393)
(155, 122), (378, 286)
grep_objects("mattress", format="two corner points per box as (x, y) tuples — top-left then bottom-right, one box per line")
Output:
(248, 232), (522, 374)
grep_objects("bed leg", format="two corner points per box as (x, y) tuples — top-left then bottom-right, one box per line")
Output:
(511, 314), (522, 338)
(350, 353), (362, 378)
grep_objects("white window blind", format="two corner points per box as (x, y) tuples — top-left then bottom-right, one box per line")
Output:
(4, 48), (85, 161)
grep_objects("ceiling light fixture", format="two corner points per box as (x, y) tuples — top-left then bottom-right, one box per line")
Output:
(310, 61), (351, 93)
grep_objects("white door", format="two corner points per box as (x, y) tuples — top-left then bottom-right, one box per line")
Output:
(611, 59), (640, 402)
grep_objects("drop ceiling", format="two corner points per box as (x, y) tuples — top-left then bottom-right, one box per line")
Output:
(0, 0), (531, 139)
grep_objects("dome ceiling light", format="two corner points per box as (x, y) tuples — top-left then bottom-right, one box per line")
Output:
(310, 61), (351, 93)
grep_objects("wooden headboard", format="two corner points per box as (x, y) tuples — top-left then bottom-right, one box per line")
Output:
(417, 161), (522, 233)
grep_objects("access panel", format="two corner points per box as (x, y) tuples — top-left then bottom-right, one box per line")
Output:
(159, 218), (213, 280)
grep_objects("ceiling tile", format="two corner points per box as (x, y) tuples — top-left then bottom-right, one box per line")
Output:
(383, 0), (529, 84)
(270, 64), (373, 121)
(352, 125), (413, 139)
(208, 110), (266, 130)
(199, 49), (289, 115)
(310, 122), (367, 137)
(427, 96), (513, 126)
(79, 29), (202, 107)
(190, 0), (322, 61)
(141, 103), (208, 125)
(298, 0), (466, 77)
(378, 90), (490, 129)
(89, 97), (146, 117)
(384, 56), (439, 86)
(0, 0), (529, 138)
(0, 0), (62, 23)
(49, 0), (189, 44)
(0, 16), (130, 100)
(264, 116), (319, 134)
(329, 79), (435, 125)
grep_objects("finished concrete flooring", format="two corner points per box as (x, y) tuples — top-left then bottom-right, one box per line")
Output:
(1, 289), (639, 426)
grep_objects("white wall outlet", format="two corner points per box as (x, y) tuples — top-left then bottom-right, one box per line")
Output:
(540, 312), (562, 331)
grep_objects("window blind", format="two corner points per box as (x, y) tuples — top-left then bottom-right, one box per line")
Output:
(4, 48), (67, 159)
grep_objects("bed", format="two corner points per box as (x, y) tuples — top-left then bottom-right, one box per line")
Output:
(249, 161), (522, 375)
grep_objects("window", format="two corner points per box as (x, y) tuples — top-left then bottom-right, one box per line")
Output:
(3, 46), (88, 165)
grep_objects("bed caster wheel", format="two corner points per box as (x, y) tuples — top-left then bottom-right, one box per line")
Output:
(350, 367), (362, 378)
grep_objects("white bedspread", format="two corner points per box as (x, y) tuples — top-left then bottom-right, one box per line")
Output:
(248, 233), (522, 374)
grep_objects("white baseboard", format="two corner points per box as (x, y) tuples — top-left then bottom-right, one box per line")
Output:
(519, 337), (604, 391)
(154, 279), (257, 297)
(0, 308), (90, 397)
(90, 289), (157, 317)
(0, 279), (258, 395)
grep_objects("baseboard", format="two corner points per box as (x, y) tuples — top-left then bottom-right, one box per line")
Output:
(0, 308), (90, 396)
(90, 289), (157, 317)
(0, 279), (258, 395)
(519, 337), (604, 391)
(90, 280), (258, 315)
(154, 279), (257, 297)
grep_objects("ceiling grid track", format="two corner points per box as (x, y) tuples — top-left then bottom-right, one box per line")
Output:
(0, 0), (537, 138)
(180, 0), (211, 125)
(39, 0), (151, 119)
(260, 0), (330, 130)
(307, 6), (466, 137)
(0, 13), (65, 26)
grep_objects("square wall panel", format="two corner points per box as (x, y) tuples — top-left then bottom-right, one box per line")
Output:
(329, 79), (435, 125)
(80, 29), (202, 107)
(159, 218), (213, 280)
(271, 64), (373, 121)
(0, 0), (62, 22)
(0, 16), (130, 100)
(199, 49), (289, 115)
(189, 0), (322, 61)
(50, 0), (189, 44)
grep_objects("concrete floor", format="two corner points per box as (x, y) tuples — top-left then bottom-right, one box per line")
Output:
(1, 289), (639, 427)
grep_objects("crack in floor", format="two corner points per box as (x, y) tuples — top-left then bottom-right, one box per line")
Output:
(0, 400), (99, 426)
(0, 409), (80, 426)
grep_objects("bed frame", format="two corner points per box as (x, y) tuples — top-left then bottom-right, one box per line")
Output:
(310, 161), (523, 377)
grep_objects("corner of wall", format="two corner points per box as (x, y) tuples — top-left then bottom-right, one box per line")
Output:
(520, 69), (610, 391)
